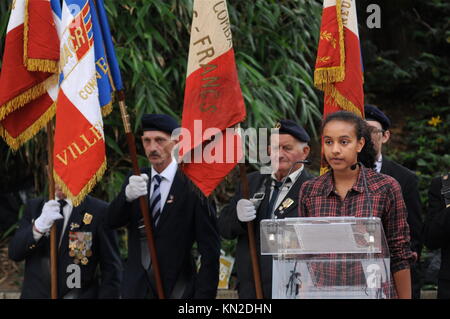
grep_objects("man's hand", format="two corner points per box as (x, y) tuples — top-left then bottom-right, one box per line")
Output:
(236, 199), (257, 222)
(125, 174), (149, 202)
(34, 200), (63, 233)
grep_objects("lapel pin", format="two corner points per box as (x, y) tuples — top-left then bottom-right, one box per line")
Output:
(70, 222), (80, 230)
(166, 195), (174, 204)
(282, 198), (294, 209)
(83, 213), (93, 225)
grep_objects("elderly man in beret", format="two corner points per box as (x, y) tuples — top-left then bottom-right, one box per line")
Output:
(218, 119), (314, 298)
(106, 114), (220, 299)
(365, 104), (424, 299)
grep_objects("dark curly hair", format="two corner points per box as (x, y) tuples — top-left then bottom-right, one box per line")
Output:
(321, 111), (377, 169)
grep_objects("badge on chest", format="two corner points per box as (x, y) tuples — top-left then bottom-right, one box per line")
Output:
(277, 197), (295, 215)
(69, 231), (92, 265)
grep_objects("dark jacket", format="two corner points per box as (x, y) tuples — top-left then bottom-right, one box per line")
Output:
(9, 196), (122, 299)
(423, 176), (450, 297)
(106, 168), (220, 299)
(381, 157), (423, 255)
(218, 169), (314, 298)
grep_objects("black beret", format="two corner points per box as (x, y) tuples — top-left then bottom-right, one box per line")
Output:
(274, 119), (310, 143)
(364, 104), (391, 131)
(141, 114), (179, 135)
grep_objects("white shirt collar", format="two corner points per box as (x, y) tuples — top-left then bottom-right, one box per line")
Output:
(151, 158), (178, 183)
(271, 165), (304, 184)
(55, 195), (72, 207)
(375, 154), (383, 173)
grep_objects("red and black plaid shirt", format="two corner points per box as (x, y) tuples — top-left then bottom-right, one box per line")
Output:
(298, 167), (414, 298)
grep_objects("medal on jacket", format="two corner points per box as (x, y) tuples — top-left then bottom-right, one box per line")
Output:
(69, 231), (92, 265)
(83, 213), (93, 225)
(70, 222), (80, 231)
(278, 198), (294, 214)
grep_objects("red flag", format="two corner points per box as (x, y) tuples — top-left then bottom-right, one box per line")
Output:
(314, 0), (364, 173)
(314, 0), (364, 117)
(24, 0), (60, 73)
(0, 0), (59, 149)
(180, 0), (246, 196)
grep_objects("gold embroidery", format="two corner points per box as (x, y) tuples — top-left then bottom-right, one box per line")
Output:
(320, 31), (337, 49)
(316, 56), (331, 64)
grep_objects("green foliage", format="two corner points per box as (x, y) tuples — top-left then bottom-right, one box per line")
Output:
(363, 0), (450, 210)
(0, 0), (323, 202)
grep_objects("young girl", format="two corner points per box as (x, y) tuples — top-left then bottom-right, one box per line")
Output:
(298, 111), (414, 299)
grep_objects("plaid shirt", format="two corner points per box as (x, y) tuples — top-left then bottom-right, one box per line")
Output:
(298, 167), (414, 298)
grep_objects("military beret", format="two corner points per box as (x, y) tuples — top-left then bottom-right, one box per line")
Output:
(364, 104), (391, 131)
(274, 119), (310, 143)
(141, 114), (180, 135)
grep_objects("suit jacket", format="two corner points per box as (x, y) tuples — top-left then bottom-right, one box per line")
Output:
(423, 176), (450, 284)
(8, 196), (122, 299)
(381, 157), (423, 255)
(106, 167), (220, 299)
(218, 169), (314, 299)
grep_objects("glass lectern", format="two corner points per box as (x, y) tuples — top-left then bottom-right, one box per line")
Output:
(261, 217), (392, 299)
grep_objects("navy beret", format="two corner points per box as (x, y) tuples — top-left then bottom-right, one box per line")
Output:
(274, 119), (310, 143)
(141, 114), (180, 135)
(364, 104), (391, 131)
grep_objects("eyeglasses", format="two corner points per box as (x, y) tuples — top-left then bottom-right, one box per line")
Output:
(368, 127), (385, 135)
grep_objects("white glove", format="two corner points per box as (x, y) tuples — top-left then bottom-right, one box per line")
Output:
(125, 174), (149, 202)
(34, 200), (64, 233)
(236, 199), (257, 222)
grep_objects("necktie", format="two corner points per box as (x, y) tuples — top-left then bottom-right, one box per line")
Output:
(149, 175), (162, 227)
(140, 175), (162, 272)
(267, 179), (285, 219)
(56, 199), (67, 248)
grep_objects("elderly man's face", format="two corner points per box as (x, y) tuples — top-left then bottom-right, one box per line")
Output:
(141, 131), (176, 172)
(55, 185), (67, 200)
(270, 134), (310, 179)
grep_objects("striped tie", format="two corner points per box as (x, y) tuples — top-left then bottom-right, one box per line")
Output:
(149, 174), (162, 226)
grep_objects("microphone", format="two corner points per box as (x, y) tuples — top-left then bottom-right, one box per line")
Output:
(296, 160), (312, 165)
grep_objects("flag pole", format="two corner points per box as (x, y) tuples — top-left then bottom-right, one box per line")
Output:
(46, 120), (57, 299)
(239, 163), (264, 299)
(116, 90), (165, 299)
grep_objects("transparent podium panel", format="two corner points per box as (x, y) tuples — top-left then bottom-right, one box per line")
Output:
(261, 217), (392, 299)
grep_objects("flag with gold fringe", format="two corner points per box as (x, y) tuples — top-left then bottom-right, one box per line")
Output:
(314, 0), (364, 174)
(53, 0), (122, 206)
(90, 0), (123, 116)
(0, 0), (60, 150)
(53, 0), (104, 206)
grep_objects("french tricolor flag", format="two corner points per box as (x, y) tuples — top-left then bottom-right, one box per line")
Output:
(0, 0), (59, 149)
(53, 0), (106, 206)
(180, 0), (246, 197)
(314, 0), (364, 118)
